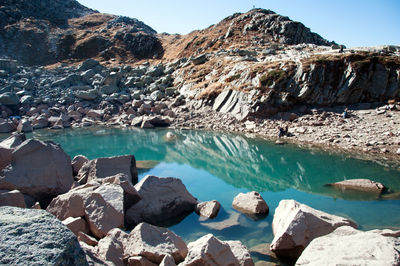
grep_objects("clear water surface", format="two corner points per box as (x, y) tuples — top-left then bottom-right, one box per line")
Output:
(5, 127), (400, 254)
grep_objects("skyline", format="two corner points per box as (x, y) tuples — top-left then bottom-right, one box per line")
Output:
(77, 0), (400, 48)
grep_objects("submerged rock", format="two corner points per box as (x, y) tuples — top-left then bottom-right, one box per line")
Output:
(296, 226), (400, 266)
(195, 200), (221, 219)
(270, 199), (357, 259)
(0, 206), (87, 265)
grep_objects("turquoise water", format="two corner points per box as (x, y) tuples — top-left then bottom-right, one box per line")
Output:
(6, 127), (400, 251)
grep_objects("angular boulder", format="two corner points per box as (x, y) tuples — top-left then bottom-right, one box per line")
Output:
(77, 155), (138, 184)
(0, 139), (73, 202)
(0, 132), (26, 148)
(97, 228), (128, 266)
(296, 226), (400, 266)
(72, 155), (89, 176)
(0, 147), (12, 171)
(17, 119), (33, 133)
(270, 200), (357, 259)
(127, 256), (157, 266)
(232, 191), (269, 215)
(182, 234), (239, 265)
(126, 175), (197, 227)
(0, 206), (87, 265)
(62, 217), (90, 236)
(0, 189), (26, 208)
(225, 240), (254, 266)
(124, 222), (188, 264)
(327, 178), (386, 193)
(160, 254), (176, 266)
(195, 200), (221, 219)
(0, 122), (14, 133)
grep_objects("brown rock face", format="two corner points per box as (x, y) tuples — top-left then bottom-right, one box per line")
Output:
(0, 139), (73, 203)
(0, 189), (26, 208)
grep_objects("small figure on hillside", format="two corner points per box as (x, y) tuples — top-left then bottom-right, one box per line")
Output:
(278, 125), (289, 137)
(342, 107), (350, 118)
(339, 45), (344, 53)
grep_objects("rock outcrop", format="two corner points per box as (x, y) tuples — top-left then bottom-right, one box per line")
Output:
(0, 206), (87, 265)
(270, 199), (357, 259)
(296, 226), (400, 266)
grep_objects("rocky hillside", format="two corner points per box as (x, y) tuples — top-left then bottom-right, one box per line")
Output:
(0, 0), (162, 65)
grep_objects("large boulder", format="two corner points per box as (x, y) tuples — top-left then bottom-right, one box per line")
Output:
(47, 182), (125, 239)
(232, 191), (269, 215)
(195, 200), (221, 219)
(124, 222), (188, 264)
(0, 206), (87, 265)
(97, 228), (128, 266)
(62, 217), (90, 236)
(270, 200), (357, 259)
(72, 154), (89, 175)
(182, 234), (246, 265)
(77, 155), (138, 184)
(126, 175), (197, 227)
(0, 92), (19, 105)
(0, 139), (73, 203)
(0, 147), (12, 171)
(0, 132), (26, 148)
(0, 189), (26, 208)
(296, 226), (400, 266)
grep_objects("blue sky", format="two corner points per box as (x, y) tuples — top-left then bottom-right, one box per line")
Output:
(78, 0), (400, 47)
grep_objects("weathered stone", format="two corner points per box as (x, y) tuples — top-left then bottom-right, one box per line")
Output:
(127, 256), (157, 266)
(77, 155), (138, 184)
(80, 241), (107, 266)
(327, 178), (386, 193)
(195, 200), (221, 219)
(0, 189), (26, 208)
(62, 216), (90, 236)
(182, 234), (239, 265)
(0, 122), (13, 133)
(75, 89), (99, 100)
(0, 147), (12, 171)
(0, 92), (20, 105)
(270, 200), (357, 259)
(160, 254), (176, 266)
(78, 231), (99, 246)
(0, 139), (73, 201)
(77, 59), (100, 72)
(201, 211), (241, 230)
(125, 222), (188, 264)
(86, 109), (104, 120)
(225, 240), (254, 266)
(97, 228), (129, 266)
(191, 54), (207, 65)
(0, 132), (26, 148)
(296, 226), (400, 266)
(16, 119), (33, 133)
(126, 175), (197, 227)
(232, 191), (269, 215)
(72, 155), (89, 176)
(0, 207), (87, 265)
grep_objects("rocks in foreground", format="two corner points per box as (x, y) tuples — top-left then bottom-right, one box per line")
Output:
(0, 139), (73, 203)
(182, 234), (253, 266)
(0, 206), (87, 265)
(270, 199), (357, 259)
(126, 175), (198, 227)
(326, 178), (386, 193)
(232, 191), (269, 215)
(296, 226), (400, 266)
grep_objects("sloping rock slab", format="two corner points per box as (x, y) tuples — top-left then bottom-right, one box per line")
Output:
(270, 199), (357, 259)
(77, 155), (138, 184)
(0, 139), (73, 202)
(296, 226), (400, 266)
(0, 206), (87, 265)
(125, 222), (188, 264)
(126, 175), (197, 227)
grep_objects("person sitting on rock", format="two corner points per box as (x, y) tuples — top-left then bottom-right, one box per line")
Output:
(342, 108), (349, 118)
(278, 125), (289, 137)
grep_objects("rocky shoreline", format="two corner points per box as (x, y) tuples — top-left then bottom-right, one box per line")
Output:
(1, 134), (399, 265)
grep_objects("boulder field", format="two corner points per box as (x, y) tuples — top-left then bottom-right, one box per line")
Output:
(0, 135), (399, 265)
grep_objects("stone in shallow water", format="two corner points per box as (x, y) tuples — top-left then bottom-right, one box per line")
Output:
(0, 206), (87, 265)
(327, 178), (386, 193)
(195, 200), (221, 219)
(232, 191), (269, 215)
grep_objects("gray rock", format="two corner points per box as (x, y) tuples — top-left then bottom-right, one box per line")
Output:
(100, 85), (119, 95)
(0, 139), (74, 201)
(296, 226), (400, 266)
(0, 122), (14, 133)
(191, 54), (207, 65)
(195, 200), (221, 219)
(0, 206), (88, 265)
(0, 92), (20, 105)
(232, 191), (269, 215)
(126, 175), (197, 227)
(77, 58), (100, 72)
(17, 119), (33, 133)
(0, 132), (25, 148)
(146, 65), (164, 77)
(75, 89), (99, 100)
(150, 90), (164, 101)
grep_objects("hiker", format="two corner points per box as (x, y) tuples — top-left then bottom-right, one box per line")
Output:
(278, 125), (289, 137)
(342, 108), (349, 118)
